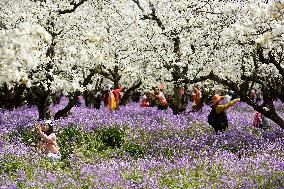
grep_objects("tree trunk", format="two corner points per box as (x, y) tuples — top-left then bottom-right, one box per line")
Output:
(268, 112), (284, 129)
(37, 104), (51, 120)
(120, 80), (142, 106)
(0, 84), (27, 109)
(113, 79), (119, 90)
(172, 85), (182, 115)
(83, 91), (94, 108)
(36, 93), (52, 120)
(170, 64), (186, 115)
(51, 91), (62, 105)
(54, 93), (78, 120)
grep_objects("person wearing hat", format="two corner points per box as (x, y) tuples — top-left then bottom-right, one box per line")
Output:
(208, 94), (240, 133)
(35, 120), (61, 160)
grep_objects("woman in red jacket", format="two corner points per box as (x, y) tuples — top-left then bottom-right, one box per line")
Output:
(108, 84), (123, 111)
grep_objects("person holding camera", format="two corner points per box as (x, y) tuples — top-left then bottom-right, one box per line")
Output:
(35, 120), (61, 160)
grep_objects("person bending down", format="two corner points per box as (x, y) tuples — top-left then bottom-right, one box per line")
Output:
(35, 120), (61, 160)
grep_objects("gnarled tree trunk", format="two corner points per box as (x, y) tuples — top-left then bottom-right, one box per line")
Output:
(54, 92), (80, 120)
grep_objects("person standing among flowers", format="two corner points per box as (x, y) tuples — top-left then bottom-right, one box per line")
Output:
(192, 85), (201, 108)
(108, 84), (123, 111)
(207, 94), (240, 133)
(112, 84), (123, 109)
(35, 120), (61, 160)
(249, 89), (257, 102)
(253, 105), (270, 130)
(108, 88), (116, 111)
(154, 87), (168, 110)
(102, 84), (112, 107)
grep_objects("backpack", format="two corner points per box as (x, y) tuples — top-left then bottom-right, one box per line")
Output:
(208, 109), (217, 126)
(253, 112), (270, 129)
(208, 106), (228, 127)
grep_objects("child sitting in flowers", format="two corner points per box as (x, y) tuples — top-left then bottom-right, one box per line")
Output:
(35, 120), (61, 160)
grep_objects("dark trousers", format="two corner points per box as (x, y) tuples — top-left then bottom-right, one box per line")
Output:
(211, 122), (228, 133)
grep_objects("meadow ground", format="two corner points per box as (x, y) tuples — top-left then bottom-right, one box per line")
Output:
(1, 98), (284, 188)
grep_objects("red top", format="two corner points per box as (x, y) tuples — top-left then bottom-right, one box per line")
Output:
(253, 112), (262, 128)
(140, 98), (150, 107)
(112, 85), (123, 103)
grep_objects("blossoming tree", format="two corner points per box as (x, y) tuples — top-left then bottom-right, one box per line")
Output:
(198, 0), (284, 128)
(131, 0), (284, 127)
(0, 0), (105, 119)
(1, 0), (284, 128)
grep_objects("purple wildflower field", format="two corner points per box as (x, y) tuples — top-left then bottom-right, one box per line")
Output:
(1, 97), (284, 188)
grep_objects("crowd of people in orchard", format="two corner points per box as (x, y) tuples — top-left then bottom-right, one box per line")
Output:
(35, 83), (271, 160)
(140, 85), (168, 110)
(142, 85), (269, 133)
(71, 83), (270, 133)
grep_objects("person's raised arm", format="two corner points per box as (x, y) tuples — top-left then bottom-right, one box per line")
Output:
(35, 124), (55, 144)
(216, 98), (240, 114)
(114, 84), (123, 93)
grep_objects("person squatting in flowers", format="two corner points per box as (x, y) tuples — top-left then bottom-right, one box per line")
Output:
(140, 94), (150, 107)
(35, 120), (61, 160)
(207, 94), (240, 133)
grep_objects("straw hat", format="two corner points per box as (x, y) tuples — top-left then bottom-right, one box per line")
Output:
(211, 94), (224, 105)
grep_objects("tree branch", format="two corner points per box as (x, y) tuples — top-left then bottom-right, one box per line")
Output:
(58, 0), (88, 14)
(268, 51), (284, 77)
(120, 80), (142, 105)
(132, 0), (145, 12)
(133, 0), (165, 31)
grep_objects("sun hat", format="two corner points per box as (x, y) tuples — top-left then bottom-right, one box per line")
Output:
(44, 120), (54, 127)
(211, 94), (224, 105)
(263, 107), (270, 111)
(104, 84), (113, 91)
